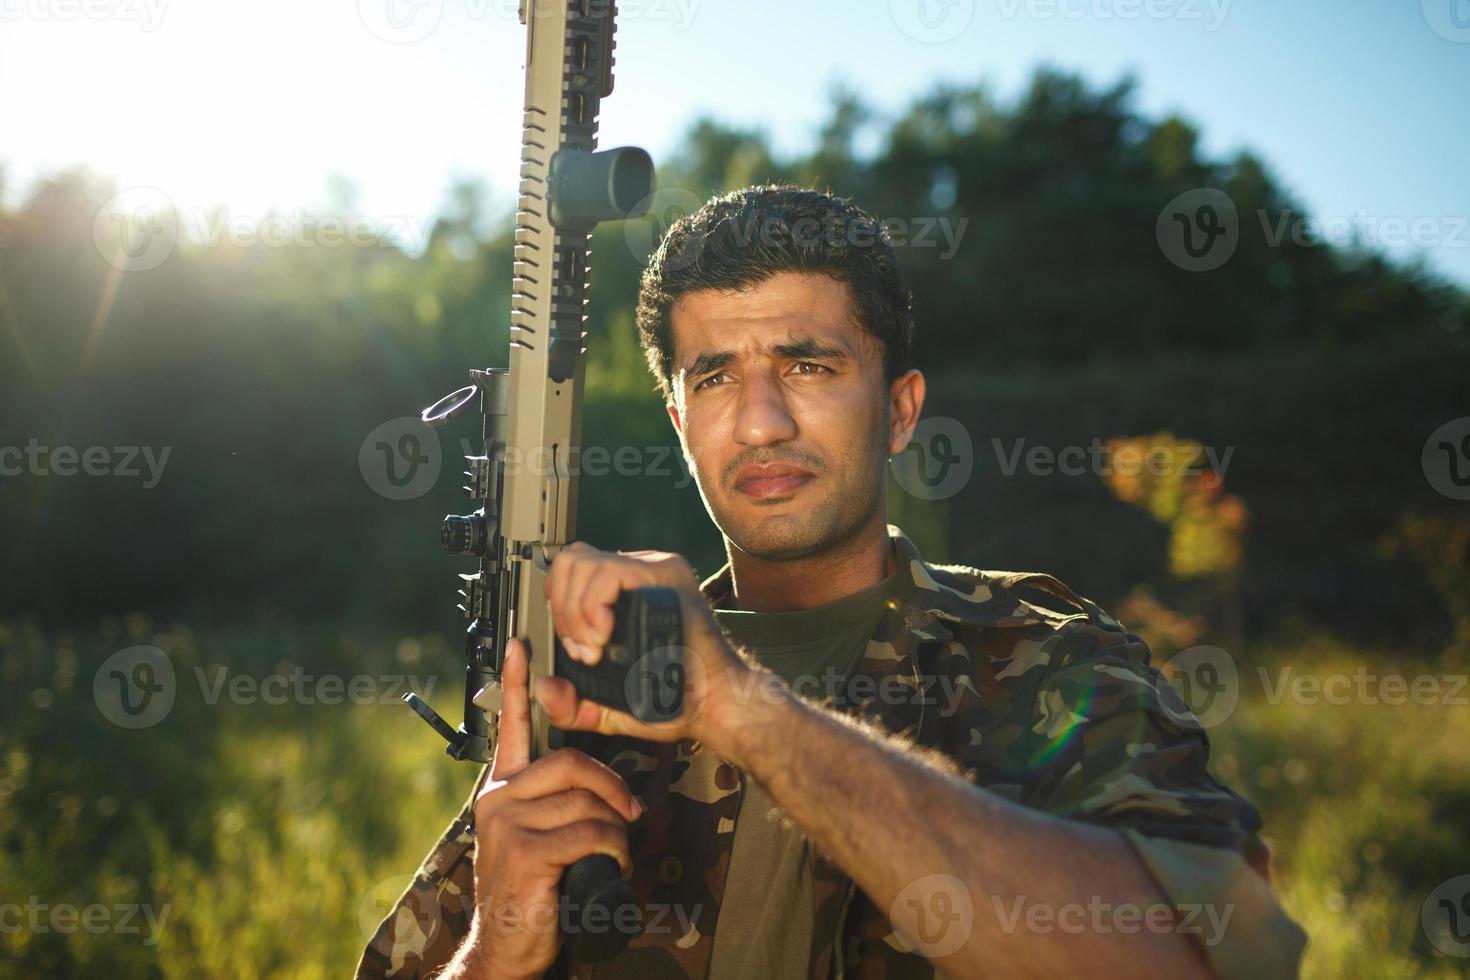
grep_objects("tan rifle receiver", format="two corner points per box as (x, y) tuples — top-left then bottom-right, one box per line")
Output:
(402, 0), (683, 963)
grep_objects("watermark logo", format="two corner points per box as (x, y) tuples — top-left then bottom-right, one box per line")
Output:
(1423, 0), (1470, 43)
(358, 0), (444, 43)
(890, 874), (974, 957)
(359, 874), (420, 941)
(890, 0), (974, 43)
(93, 645), (176, 729)
(360, 416), (442, 500)
(891, 416), (974, 500)
(1157, 188), (1238, 272)
(620, 644), (699, 726)
(1423, 874), (1470, 957)
(93, 187), (178, 273)
(623, 186), (710, 273)
(1423, 417), (1470, 501)
(1159, 645), (1239, 729)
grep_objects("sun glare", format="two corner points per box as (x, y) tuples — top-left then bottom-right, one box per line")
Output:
(1, 0), (524, 227)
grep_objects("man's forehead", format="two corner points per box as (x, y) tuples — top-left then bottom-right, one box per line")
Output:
(669, 273), (868, 367)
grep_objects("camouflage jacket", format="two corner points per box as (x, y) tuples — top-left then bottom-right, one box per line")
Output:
(357, 525), (1298, 979)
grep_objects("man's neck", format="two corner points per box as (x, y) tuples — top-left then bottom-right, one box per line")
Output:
(723, 513), (897, 613)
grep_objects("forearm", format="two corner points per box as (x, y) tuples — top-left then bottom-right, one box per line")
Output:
(438, 922), (491, 980)
(718, 678), (1214, 979)
(438, 922), (538, 980)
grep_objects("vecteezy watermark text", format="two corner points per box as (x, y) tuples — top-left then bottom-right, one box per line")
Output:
(885, 876), (1233, 959)
(482, 440), (695, 489)
(624, 186), (971, 272)
(0, 440), (171, 488)
(0, 898), (170, 946)
(359, 415), (696, 501)
(991, 436), (1233, 480)
(1257, 666), (1468, 708)
(989, 894), (1235, 947)
(94, 645), (442, 728)
(483, 897), (705, 938)
(193, 666), (439, 707)
(1160, 645), (1470, 730)
(1259, 209), (1470, 251)
(94, 188), (437, 273)
(363, 873), (706, 944)
(724, 664), (987, 718)
(1159, 187), (1469, 272)
(0, 0), (168, 30)
(723, 211), (969, 260)
(995, 0), (1231, 31)
(356, 0), (701, 45)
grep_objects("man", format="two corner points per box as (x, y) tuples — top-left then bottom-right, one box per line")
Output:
(358, 186), (1306, 979)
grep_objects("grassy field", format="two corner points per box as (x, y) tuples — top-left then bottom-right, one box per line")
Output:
(2, 618), (1468, 978)
(1203, 632), (1470, 978)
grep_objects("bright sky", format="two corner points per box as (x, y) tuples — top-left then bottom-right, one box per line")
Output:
(2, 0), (1467, 282)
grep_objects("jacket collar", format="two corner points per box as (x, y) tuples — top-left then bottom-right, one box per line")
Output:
(698, 523), (1054, 630)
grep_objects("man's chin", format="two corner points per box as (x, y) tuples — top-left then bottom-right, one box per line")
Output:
(720, 507), (837, 563)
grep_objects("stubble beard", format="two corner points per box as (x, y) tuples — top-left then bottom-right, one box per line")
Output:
(694, 421), (890, 564)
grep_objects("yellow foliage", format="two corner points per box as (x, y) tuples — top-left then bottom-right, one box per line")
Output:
(1102, 432), (1248, 579)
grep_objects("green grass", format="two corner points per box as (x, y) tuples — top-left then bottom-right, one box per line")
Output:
(2, 619), (1467, 977)
(1206, 633), (1470, 979)
(0, 618), (468, 980)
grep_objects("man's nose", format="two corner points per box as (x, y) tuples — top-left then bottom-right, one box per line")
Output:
(733, 370), (798, 447)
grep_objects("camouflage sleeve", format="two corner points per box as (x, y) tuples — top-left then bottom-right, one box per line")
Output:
(1020, 618), (1307, 979)
(354, 764), (489, 980)
(1020, 620), (1257, 847)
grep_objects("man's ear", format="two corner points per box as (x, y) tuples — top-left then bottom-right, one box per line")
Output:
(666, 400), (683, 436)
(887, 369), (926, 455)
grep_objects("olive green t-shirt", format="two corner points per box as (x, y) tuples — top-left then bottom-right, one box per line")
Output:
(706, 567), (903, 980)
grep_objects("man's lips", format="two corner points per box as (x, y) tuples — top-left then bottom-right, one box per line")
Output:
(733, 463), (815, 499)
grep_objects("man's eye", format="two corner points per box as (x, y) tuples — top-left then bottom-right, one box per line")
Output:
(793, 362), (830, 376)
(694, 373), (728, 391)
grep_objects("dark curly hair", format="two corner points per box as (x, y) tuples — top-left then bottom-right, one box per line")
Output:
(635, 185), (914, 400)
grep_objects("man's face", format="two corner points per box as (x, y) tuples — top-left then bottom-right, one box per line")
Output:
(665, 271), (898, 562)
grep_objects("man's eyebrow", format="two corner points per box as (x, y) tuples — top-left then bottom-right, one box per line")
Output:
(772, 337), (849, 361)
(685, 350), (735, 379)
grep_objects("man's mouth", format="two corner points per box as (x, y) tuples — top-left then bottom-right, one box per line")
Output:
(733, 462), (815, 500)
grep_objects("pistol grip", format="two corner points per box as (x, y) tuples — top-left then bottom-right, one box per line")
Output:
(553, 586), (684, 723)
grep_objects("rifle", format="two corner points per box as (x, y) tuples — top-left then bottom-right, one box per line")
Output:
(400, 0), (685, 963)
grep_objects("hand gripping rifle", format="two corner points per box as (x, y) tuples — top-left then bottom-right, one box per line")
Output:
(400, 0), (685, 963)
